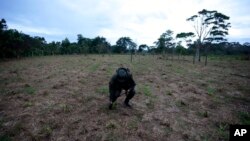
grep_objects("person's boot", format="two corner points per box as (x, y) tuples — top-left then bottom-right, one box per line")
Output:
(124, 99), (132, 108)
(109, 102), (113, 110)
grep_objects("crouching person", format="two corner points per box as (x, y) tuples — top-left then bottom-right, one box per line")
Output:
(109, 68), (136, 110)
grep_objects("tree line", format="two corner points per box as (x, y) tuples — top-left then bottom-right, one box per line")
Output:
(1, 9), (250, 60)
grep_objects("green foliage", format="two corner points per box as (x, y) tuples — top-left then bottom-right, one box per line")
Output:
(115, 37), (137, 53)
(1, 17), (249, 59)
(207, 87), (216, 96)
(59, 104), (71, 113)
(39, 125), (53, 137)
(138, 44), (148, 52)
(96, 86), (109, 95)
(238, 111), (250, 125)
(0, 135), (11, 141)
(23, 101), (33, 108)
(23, 84), (36, 95)
(197, 111), (209, 118)
(106, 120), (118, 129)
(216, 122), (229, 140)
(127, 117), (139, 130)
(88, 63), (100, 72)
(142, 85), (152, 97)
(154, 30), (175, 53)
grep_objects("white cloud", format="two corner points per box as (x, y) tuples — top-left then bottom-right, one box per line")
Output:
(3, 0), (250, 44)
(8, 22), (65, 36)
(94, 0), (250, 45)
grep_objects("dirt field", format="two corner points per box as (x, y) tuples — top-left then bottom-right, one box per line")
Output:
(0, 55), (249, 141)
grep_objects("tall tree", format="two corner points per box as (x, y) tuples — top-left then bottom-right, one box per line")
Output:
(138, 44), (148, 53)
(77, 34), (92, 55)
(155, 30), (175, 59)
(116, 37), (137, 62)
(187, 9), (230, 63)
(91, 36), (110, 54)
(176, 32), (195, 61)
(0, 19), (7, 31)
(61, 38), (70, 54)
(176, 32), (195, 47)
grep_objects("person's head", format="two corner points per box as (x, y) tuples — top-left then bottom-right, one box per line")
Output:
(116, 68), (130, 82)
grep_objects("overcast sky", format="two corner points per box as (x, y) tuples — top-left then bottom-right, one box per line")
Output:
(1, 0), (250, 46)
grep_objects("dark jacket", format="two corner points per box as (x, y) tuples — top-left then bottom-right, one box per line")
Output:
(109, 73), (136, 91)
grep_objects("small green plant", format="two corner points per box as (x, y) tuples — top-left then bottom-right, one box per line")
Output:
(217, 122), (229, 140)
(0, 134), (11, 141)
(197, 111), (208, 118)
(59, 104), (71, 113)
(79, 79), (87, 84)
(40, 125), (52, 137)
(238, 111), (250, 125)
(23, 84), (36, 95)
(88, 63), (100, 72)
(201, 134), (210, 141)
(105, 132), (119, 141)
(128, 119), (138, 130)
(207, 87), (216, 96)
(96, 86), (109, 95)
(107, 66), (113, 75)
(24, 101), (33, 108)
(106, 120), (118, 129)
(143, 85), (152, 97)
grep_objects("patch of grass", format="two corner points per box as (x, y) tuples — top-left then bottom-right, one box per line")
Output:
(78, 78), (87, 84)
(0, 122), (23, 141)
(174, 66), (184, 74)
(88, 63), (100, 72)
(39, 124), (53, 137)
(59, 104), (71, 113)
(207, 79), (216, 84)
(142, 85), (152, 97)
(80, 95), (96, 104)
(23, 101), (33, 108)
(200, 134), (211, 141)
(238, 111), (250, 125)
(107, 66), (114, 75)
(164, 127), (173, 135)
(216, 122), (229, 140)
(127, 117), (139, 130)
(23, 84), (36, 95)
(105, 131), (121, 141)
(145, 99), (154, 109)
(106, 120), (118, 129)
(4, 75), (23, 84)
(175, 100), (187, 107)
(207, 87), (216, 96)
(7, 122), (24, 137)
(96, 86), (109, 95)
(197, 111), (208, 118)
(0, 135), (11, 141)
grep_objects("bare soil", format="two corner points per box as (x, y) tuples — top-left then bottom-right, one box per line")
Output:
(0, 55), (249, 141)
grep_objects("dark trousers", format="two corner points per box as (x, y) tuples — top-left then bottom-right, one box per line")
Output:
(109, 87), (135, 103)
